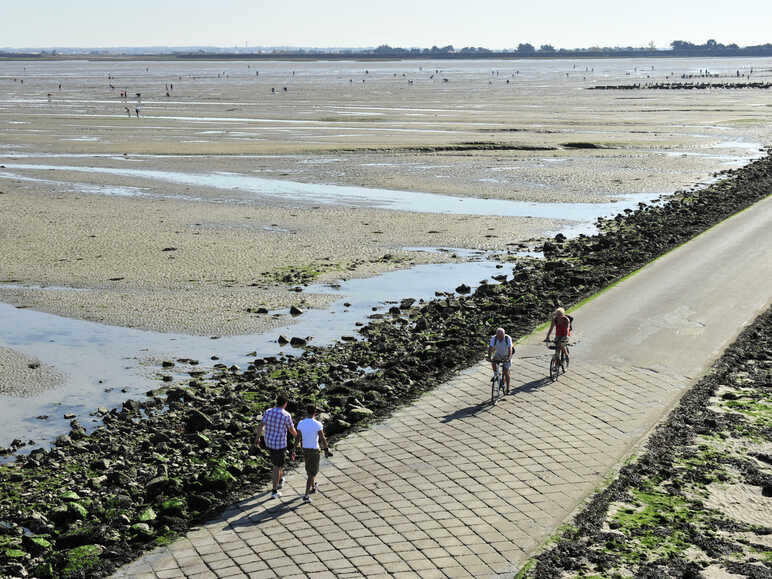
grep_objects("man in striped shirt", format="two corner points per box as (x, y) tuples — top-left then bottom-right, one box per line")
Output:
(255, 392), (297, 498)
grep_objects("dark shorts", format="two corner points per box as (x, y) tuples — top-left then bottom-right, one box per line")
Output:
(303, 449), (321, 477)
(269, 448), (286, 467)
(555, 336), (568, 346)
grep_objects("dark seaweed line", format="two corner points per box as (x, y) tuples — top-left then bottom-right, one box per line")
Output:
(1, 150), (771, 578)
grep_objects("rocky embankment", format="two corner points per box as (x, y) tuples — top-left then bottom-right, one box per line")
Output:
(1, 151), (771, 578)
(521, 306), (772, 579)
(590, 82), (772, 90)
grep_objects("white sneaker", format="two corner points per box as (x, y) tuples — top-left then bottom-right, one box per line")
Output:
(271, 490), (281, 499)
(303, 495), (312, 503)
(277, 477), (285, 489)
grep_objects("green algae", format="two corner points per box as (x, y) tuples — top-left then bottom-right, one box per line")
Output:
(62, 544), (102, 577)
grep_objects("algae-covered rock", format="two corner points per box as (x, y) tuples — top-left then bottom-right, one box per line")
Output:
(160, 497), (187, 513)
(67, 502), (88, 520)
(62, 544), (103, 577)
(22, 534), (52, 555)
(203, 462), (237, 491)
(146, 475), (169, 496)
(184, 409), (213, 433)
(32, 561), (54, 578)
(130, 522), (154, 537)
(60, 490), (80, 502)
(89, 474), (108, 489)
(138, 506), (157, 522)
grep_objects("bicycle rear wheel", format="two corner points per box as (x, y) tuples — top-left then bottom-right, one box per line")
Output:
(562, 347), (570, 373)
(549, 357), (560, 381)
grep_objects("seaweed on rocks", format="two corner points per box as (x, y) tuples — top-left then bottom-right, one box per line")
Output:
(1, 151), (772, 577)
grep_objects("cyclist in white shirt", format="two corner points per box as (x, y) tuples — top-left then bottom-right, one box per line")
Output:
(487, 327), (514, 393)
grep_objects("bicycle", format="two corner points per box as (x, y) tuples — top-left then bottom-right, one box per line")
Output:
(490, 359), (507, 404)
(547, 340), (569, 381)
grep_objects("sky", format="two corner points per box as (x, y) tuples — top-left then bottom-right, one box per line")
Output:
(1, 0), (771, 50)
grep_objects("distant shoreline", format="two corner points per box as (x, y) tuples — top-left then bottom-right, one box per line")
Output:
(2, 48), (772, 62)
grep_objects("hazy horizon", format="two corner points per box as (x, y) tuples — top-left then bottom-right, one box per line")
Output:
(2, 0), (771, 51)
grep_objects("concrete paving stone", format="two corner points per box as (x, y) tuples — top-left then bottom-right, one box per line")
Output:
(329, 536), (361, 550)
(299, 560), (328, 574)
(382, 559), (414, 573)
(456, 554), (487, 572)
(187, 572), (217, 579)
(232, 553), (262, 566)
(407, 556), (441, 572)
(193, 542), (223, 556)
(368, 549), (400, 564)
(478, 550), (510, 567)
(339, 546), (369, 558)
(391, 572), (423, 579)
(354, 535), (385, 548)
(421, 545), (454, 559)
(149, 556), (181, 572)
(205, 556), (235, 570)
(270, 563), (303, 576)
(349, 554), (381, 568)
(441, 566), (475, 578)
(214, 567), (248, 578)
(323, 556), (358, 570)
(255, 549), (286, 564)
(174, 555), (204, 568)
(155, 570), (183, 579)
(239, 569), (276, 579)
(179, 563), (209, 575)
(333, 568), (362, 578)
(400, 530), (431, 542)
(287, 551), (320, 565)
(392, 522), (420, 534)
(461, 564), (497, 577)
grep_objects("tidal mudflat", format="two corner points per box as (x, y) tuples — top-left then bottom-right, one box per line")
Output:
(1, 56), (771, 447)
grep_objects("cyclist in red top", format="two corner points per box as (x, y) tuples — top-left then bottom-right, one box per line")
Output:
(545, 307), (572, 363)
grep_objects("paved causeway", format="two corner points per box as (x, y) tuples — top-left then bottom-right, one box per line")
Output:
(115, 195), (772, 579)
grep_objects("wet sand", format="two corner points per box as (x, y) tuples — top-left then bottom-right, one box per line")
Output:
(1, 57), (771, 364)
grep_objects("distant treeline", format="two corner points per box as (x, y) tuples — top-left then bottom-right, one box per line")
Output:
(2, 40), (772, 60)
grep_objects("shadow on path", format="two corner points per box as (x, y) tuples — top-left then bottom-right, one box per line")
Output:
(227, 494), (304, 528)
(441, 400), (491, 422)
(511, 376), (553, 394)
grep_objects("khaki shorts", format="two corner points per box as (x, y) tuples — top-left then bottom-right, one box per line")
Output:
(303, 449), (321, 477)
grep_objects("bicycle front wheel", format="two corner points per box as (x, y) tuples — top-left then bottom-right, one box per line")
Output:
(491, 376), (497, 405)
(549, 357), (560, 381)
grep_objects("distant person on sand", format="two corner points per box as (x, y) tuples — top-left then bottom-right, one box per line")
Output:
(255, 392), (297, 498)
(135, 107), (140, 118)
(294, 404), (332, 503)
(125, 106), (131, 117)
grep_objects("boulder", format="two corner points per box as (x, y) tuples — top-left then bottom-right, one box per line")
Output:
(184, 409), (213, 433)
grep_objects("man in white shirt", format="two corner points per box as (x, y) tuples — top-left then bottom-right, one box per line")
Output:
(487, 327), (514, 393)
(295, 405), (332, 503)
